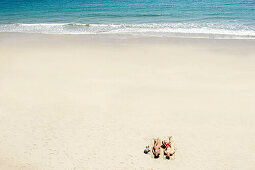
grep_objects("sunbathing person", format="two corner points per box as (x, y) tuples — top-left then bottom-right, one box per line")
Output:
(163, 136), (176, 159)
(152, 139), (161, 158)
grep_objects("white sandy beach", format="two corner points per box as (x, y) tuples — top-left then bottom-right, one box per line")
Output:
(0, 33), (255, 170)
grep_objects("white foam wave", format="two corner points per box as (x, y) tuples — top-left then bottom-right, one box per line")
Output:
(0, 22), (255, 39)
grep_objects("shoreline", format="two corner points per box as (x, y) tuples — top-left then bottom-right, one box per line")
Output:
(1, 22), (255, 39)
(2, 32), (255, 40)
(1, 32), (255, 48)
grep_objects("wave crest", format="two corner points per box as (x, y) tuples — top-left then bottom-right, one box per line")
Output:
(0, 22), (254, 39)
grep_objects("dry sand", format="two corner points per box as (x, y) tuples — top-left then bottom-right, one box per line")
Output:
(0, 33), (255, 170)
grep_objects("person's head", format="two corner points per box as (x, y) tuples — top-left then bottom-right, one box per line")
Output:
(166, 155), (170, 159)
(154, 152), (159, 158)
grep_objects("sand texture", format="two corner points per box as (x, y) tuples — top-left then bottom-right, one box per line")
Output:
(0, 33), (255, 170)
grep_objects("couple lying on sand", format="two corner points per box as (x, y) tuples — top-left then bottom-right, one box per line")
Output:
(144, 136), (176, 159)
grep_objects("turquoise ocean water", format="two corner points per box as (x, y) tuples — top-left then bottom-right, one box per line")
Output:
(0, 0), (254, 38)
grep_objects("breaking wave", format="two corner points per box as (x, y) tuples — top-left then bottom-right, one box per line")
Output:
(0, 22), (255, 39)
